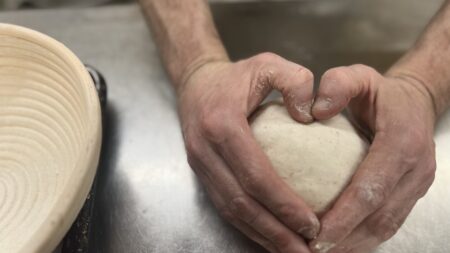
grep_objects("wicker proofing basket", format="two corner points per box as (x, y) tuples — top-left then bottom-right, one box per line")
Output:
(0, 23), (102, 253)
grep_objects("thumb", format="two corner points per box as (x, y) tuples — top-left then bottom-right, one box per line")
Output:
(251, 53), (315, 123)
(312, 64), (380, 120)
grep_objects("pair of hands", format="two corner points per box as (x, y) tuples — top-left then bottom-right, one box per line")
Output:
(178, 53), (437, 253)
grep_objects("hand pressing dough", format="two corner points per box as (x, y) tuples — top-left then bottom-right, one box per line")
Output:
(250, 100), (368, 214)
(0, 24), (101, 253)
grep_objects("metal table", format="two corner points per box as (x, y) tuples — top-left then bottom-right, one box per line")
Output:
(1, 1), (449, 252)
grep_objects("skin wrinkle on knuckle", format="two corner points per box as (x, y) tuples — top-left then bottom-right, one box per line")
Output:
(228, 196), (261, 225)
(353, 181), (388, 211)
(253, 78), (271, 97)
(256, 67), (276, 91)
(240, 169), (268, 196)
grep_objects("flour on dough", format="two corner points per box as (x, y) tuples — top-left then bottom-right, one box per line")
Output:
(250, 100), (369, 214)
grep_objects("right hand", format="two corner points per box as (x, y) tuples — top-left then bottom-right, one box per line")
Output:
(178, 52), (320, 253)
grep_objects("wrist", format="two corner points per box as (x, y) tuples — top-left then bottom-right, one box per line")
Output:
(385, 68), (438, 125)
(177, 53), (230, 97)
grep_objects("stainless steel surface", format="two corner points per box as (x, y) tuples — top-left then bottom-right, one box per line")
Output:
(0, 1), (448, 252)
(212, 0), (443, 76)
(0, 0), (132, 10)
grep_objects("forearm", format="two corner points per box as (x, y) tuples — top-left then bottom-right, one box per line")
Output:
(139, 0), (229, 92)
(388, 0), (450, 116)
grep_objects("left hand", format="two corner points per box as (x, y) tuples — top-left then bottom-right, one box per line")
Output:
(309, 64), (437, 253)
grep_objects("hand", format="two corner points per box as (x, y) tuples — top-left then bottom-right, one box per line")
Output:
(309, 64), (437, 253)
(179, 53), (320, 253)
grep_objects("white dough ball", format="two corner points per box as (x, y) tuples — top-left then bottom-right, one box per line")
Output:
(251, 101), (369, 214)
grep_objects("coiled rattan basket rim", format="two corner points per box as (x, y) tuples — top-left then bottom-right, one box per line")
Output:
(0, 23), (102, 253)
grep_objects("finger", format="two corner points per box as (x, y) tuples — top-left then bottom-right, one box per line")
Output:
(250, 53), (315, 123)
(325, 162), (434, 253)
(310, 135), (415, 252)
(203, 117), (320, 240)
(186, 136), (312, 253)
(227, 217), (281, 253)
(312, 64), (380, 120)
(197, 170), (280, 253)
(328, 200), (417, 253)
(225, 193), (312, 253)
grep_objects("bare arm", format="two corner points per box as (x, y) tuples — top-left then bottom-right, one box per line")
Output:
(138, 1), (320, 253)
(309, 2), (450, 252)
(138, 0), (228, 93)
(388, 0), (450, 116)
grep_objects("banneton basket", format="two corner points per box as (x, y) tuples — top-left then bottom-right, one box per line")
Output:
(0, 24), (102, 253)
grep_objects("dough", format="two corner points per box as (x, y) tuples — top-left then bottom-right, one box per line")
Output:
(250, 100), (368, 214)
(251, 100), (450, 252)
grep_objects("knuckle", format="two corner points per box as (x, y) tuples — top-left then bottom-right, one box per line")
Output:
(184, 133), (203, 166)
(368, 212), (401, 242)
(417, 159), (437, 197)
(218, 208), (236, 222)
(296, 67), (314, 83)
(399, 129), (434, 162)
(185, 139), (199, 158)
(423, 158), (437, 180)
(241, 171), (267, 196)
(404, 130), (427, 154)
(253, 52), (281, 64)
(199, 110), (220, 135)
(229, 196), (251, 215)
(267, 230), (292, 250)
(251, 53), (281, 85)
(354, 182), (388, 210)
(229, 196), (261, 225)
(321, 67), (350, 89)
(255, 66), (276, 89)
(199, 109), (231, 142)
(277, 204), (297, 222)
(351, 64), (377, 74)
(303, 68), (314, 80)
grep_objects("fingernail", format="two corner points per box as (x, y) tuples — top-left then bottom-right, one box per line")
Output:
(294, 102), (313, 122)
(298, 226), (318, 240)
(298, 215), (320, 239)
(313, 97), (333, 111)
(311, 241), (336, 253)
